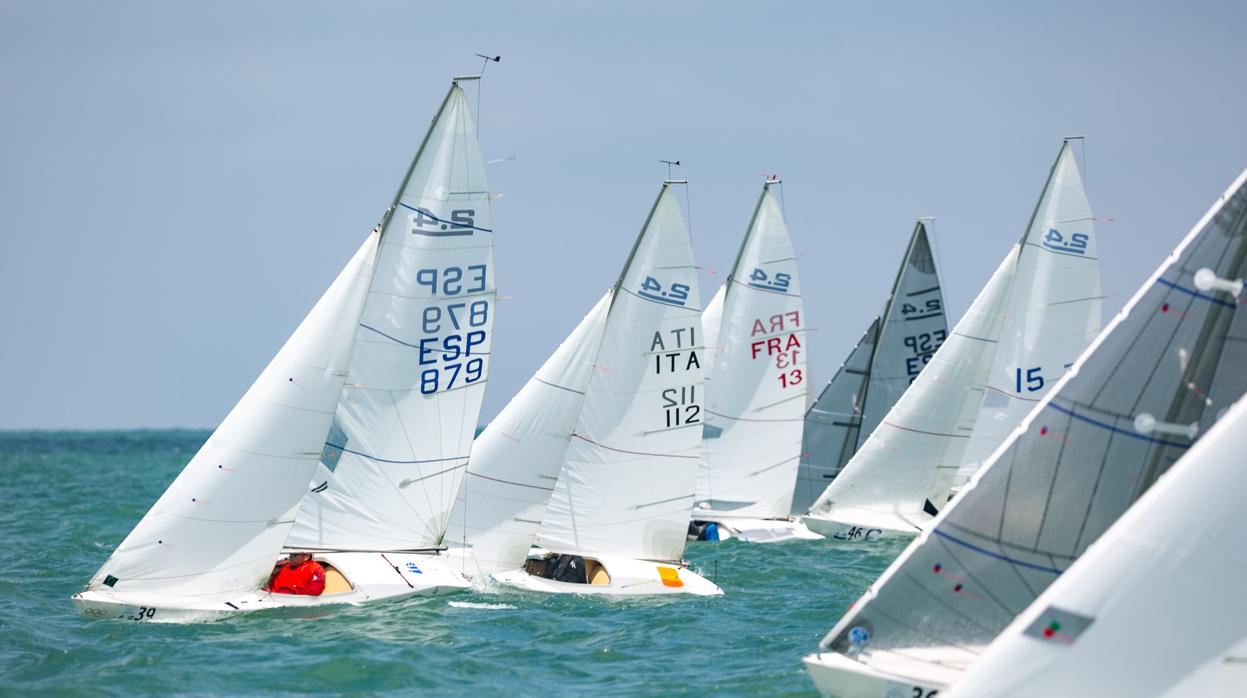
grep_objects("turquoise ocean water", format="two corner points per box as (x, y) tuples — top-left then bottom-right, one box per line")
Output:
(0, 431), (904, 696)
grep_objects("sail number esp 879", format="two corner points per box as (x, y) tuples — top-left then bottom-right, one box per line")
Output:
(414, 263), (490, 395)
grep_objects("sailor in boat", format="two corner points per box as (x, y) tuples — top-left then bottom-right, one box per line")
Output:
(521, 552), (612, 585)
(265, 552), (326, 596)
(686, 520), (720, 541)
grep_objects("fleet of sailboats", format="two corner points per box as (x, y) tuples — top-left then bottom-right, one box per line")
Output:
(803, 141), (1102, 540)
(70, 66), (1247, 698)
(804, 164), (1247, 696)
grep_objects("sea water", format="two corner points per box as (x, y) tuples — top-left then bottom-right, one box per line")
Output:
(0, 431), (904, 696)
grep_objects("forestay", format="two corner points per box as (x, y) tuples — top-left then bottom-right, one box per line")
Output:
(85, 235), (378, 600)
(951, 394), (1247, 697)
(793, 221), (946, 514)
(287, 83), (496, 551)
(444, 294), (610, 577)
(818, 166), (1247, 687)
(697, 183), (807, 520)
(807, 143), (1100, 531)
(536, 184), (704, 563)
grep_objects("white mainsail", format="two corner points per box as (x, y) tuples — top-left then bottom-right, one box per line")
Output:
(535, 184), (704, 563)
(701, 285), (726, 379)
(950, 394), (1247, 697)
(697, 182), (807, 520)
(793, 221), (947, 514)
(806, 165), (1247, 696)
(287, 82), (496, 552)
(84, 234), (378, 601)
(805, 142), (1101, 535)
(443, 294), (610, 577)
(958, 144), (1103, 479)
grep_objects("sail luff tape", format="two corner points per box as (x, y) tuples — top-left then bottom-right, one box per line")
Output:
(1193, 268), (1244, 298)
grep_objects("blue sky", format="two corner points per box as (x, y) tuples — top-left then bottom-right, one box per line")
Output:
(2, 1), (1245, 429)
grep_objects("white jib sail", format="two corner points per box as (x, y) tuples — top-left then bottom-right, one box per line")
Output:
(85, 234), (379, 600)
(444, 294), (610, 577)
(805, 244), (1017, 532)
(950, 394), (1247, 697)
(535, 184), (704, 563)
(697, 183), (807, 519)
(793, 221), (947, 514)
(287, 82), (496, 551)
(807, 142), (1100, 531)
(813, 165), (1247, 690)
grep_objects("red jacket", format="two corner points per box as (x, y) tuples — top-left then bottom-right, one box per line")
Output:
(267, 560), (326, 596)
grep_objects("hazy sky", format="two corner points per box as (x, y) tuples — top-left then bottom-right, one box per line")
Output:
(3, 1), (1246, 430)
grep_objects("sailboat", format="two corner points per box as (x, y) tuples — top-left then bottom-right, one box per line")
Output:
(792, 220), (947, 517)
(803, 141), (1102, 541)
(279, 77), (496, 587)
(488, 182), (721, 596)
(951, 393), (1247, 697)
(689, 178), (818, 543)
(73, 78), (496, 621)
(802, 165), (1247, 697)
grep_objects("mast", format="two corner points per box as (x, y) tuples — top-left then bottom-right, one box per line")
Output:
(852, 219), (928, 451)
(609, 182), (678, 311)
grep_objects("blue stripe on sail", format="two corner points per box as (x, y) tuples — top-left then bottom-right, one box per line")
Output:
(359, 324), (492, 356)
(398, 202), (494, 233)
(360, 323), (419, 347)
(932, 529), (1063, 575)
(1046, 402), (1191, 448)
(1156, 277), (1237, 309)
(325, 442), (469, 466)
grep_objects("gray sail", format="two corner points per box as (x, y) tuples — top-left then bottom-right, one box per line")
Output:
(792, 222), (947, 515)
(793, 318), (878, 514)
(814, 168), (1247, 689)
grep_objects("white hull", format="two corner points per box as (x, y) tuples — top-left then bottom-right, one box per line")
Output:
(802, 650), (953, 698)
(802, 509), (924, 542)
(72, 551), (470, 622)
(697, 517), (823, 543)
(494, 553), (722, 597)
